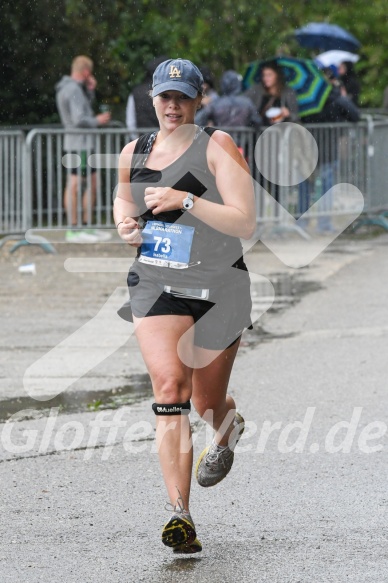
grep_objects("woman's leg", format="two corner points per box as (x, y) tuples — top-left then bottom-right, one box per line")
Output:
(191, 339), (241, 446)
(133, 314), (195, 510)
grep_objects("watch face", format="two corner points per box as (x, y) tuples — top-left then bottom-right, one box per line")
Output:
(183, 197), (194, 210)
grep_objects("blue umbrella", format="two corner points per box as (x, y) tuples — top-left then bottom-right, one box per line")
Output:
(295, 23), (361, 53)
(242, 57), (332, 118)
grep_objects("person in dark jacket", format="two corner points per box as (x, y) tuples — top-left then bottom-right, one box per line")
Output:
(194, 65), (219, 126)
(299, 74), (360, 232)
(126, 56), (167, 134)
(197, 70), (262, 128)
(338, 61), (361, 106)
(244, 60), (300, 125)
(244, 61), (300, 202)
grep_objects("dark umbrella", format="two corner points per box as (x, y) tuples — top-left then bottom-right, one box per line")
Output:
(294, 22), (361, 53)
(242, 56), (332, 118)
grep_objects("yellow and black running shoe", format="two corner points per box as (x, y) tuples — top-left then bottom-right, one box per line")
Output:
(162, 490), (202, 553)
(172, 537), (203, 554)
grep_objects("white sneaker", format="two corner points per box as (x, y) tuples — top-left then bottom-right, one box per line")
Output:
(88, 229), (112, 242)
(65, 230), (99, 243)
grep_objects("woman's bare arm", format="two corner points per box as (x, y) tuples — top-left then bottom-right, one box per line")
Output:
(113, 140), (143, 247)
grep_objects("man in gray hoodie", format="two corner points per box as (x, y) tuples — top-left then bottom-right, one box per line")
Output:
(196, 69), (262, 129)
(195, 70), (262, 161)
(55, 55), (111, 242)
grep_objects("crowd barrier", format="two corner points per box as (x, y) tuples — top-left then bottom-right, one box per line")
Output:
(1, 119), (387, 238)
(0, 130), (27, 234)
(352, 118), (388, 230)
(24, 127), (131, 231)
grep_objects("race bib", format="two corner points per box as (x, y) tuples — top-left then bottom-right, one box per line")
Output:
(139, 221), (195, 269)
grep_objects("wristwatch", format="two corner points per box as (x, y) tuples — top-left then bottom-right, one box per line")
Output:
(182, 192), (194, 211)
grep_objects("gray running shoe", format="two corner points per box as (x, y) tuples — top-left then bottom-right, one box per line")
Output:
(195, 412), (245, 488)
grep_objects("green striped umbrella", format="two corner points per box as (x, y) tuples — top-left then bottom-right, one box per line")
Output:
(242, 56), (332, 117)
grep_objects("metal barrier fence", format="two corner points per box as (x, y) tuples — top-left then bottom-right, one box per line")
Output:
(0, 131), (26, 234)
(251, 121), (370, 230)
(25, 127), (132, 230)
(25, 126), (256, 232)
(349, 117), (388, 231)
(364, 119), (388, 209)
(0, 120), (387, 237)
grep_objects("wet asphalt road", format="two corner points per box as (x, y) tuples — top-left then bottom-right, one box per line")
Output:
(1, 233), (388, 582)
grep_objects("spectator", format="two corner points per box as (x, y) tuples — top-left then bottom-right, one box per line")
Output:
(197, 70), (262, 128)
(194, 65), (218, 125)
(338, 61), (361, 106)
(299, 70), (360, 233)
(55, 55), (112, 243)
(245, 61), (299, 203)
(126, 56), (167, 134)
(244, 60), (299, 125)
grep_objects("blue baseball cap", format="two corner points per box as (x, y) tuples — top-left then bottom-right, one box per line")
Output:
(152, 59), (203, 98)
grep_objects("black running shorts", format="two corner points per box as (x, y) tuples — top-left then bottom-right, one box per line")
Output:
(121, 268), (252, 350)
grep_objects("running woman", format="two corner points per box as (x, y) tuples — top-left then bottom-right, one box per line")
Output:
(114, 58), (255, 553)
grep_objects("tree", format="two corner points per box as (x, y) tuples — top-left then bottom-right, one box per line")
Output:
(0, 0), (72, 124)
(1, 0), (388, 125)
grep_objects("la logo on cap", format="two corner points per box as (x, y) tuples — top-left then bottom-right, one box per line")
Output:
(169, 65), (181, 78)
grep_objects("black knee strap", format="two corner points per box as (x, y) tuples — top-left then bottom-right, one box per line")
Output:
(152, 401), (191, 416)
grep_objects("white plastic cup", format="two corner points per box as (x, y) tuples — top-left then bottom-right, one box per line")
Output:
(266, 106), (283, 123)
(18, 263), (36, 275)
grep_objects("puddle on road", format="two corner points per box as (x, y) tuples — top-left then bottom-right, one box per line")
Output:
(257, 272), (320, 311)
(241, 273), (322, 348)
(0, 373), (152, 423)
(0, 274), (321, 421)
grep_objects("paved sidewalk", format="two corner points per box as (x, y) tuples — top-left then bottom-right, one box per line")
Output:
(1, 233), (387, 582)
(0, 232), (370, 403)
